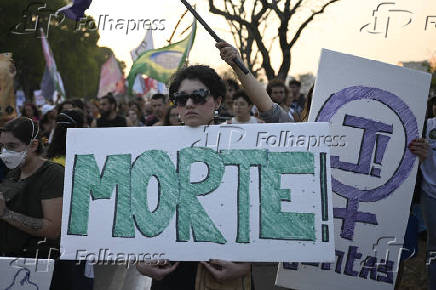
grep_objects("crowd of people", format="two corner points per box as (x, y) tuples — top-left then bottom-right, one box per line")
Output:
(0, 42), (434, 290)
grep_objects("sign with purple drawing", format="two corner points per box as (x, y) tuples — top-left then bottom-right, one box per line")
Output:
(276, 49), (432, 289)
(60, 123), (335, 262)
(0, 257), (54, 290)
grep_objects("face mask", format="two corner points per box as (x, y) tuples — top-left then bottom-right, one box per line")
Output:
(0, 148), (27, 169)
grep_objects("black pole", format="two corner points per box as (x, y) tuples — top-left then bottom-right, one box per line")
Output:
(180, 0), (249, 75)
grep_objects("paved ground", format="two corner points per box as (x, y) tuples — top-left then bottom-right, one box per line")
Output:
(398, 238), (428, 290)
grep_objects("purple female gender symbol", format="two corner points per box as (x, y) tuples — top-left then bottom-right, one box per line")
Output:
(316, 86), (418, 240)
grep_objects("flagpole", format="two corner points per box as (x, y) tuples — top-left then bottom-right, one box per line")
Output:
(180, 0), (249, 74)
(168, 9), (188, 44)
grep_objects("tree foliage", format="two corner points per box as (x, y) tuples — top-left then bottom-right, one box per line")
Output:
(208, 0), (341, 80)
(0, 0), (122, 100)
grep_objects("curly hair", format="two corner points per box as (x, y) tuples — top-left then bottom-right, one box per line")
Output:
(169, 65), (226, 100)
(266, 78), (288, 97)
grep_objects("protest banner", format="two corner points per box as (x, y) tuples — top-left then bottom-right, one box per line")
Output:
(0, 257), (54, 290)
(61, 123), (335, 262)
(276, 50), (432, 289)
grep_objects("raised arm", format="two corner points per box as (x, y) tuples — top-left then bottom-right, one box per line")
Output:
(216, 42), (273, 113)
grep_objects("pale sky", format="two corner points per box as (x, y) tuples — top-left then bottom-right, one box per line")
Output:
(86, 0), (436, 78)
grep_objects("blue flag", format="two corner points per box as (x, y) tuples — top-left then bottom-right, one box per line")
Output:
(57, 0), (92, 20)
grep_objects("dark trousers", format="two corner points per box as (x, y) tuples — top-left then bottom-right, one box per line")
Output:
(50, 260), (93, 290)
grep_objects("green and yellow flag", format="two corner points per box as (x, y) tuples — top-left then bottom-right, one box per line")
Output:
(127, 19), (197, 92)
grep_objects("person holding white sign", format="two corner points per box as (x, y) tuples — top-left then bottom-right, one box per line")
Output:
(137, 64), (252, 290)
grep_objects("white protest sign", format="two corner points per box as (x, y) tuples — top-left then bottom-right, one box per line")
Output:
(61, 123), (335, 262)
(276, 50), (431, 289)
(0, 257), (54, 290)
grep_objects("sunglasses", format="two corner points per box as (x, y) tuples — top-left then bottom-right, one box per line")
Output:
(173, 89), (210, 106)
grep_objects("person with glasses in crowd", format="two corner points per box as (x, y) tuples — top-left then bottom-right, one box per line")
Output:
(136, 41), (287, 290)
(136, 64), (256, 290)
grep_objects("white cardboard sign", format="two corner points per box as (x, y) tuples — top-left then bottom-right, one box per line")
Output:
(0, 257), (54, 290)
(61, 123), (335, 262)
(276, 49), (431, 289)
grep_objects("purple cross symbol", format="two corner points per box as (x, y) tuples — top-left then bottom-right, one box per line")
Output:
(333, 198), (378, 240)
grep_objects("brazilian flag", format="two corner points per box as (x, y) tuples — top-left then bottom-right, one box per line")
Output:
(127, 20), (197, 92)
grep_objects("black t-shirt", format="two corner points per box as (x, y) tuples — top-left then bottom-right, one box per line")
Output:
(97, 115), (127, 127)
(151, 262), (197, 290)
(0, 161), (64, 257)
(145, 115), (159, 126)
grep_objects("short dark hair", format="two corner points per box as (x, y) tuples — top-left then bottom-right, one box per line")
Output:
(1, 117), (43, 154)
(71, 98), (85, 110)
(21, 103), (38, 118)
(225, 79), (240, 91)
(169, 65), (226, 100)
(47, 110), (84, 159)
(266, 79), (287, 96)
(151, 94), (166, 103)
(101, 93), (117, 107)
(57, 100), (73, 113)
(232, 89), (252, 105)
(288, 79), (301, 87)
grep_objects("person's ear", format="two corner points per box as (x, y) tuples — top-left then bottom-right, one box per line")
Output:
(215, 96), (222, 110)
(29, 139), (38, 153)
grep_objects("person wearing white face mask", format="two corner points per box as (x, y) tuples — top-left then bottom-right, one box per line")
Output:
(0, 143), (28, 169)
(0, 117), (65, 289)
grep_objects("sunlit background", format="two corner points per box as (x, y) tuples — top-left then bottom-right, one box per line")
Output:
(87, 0), (436, 78)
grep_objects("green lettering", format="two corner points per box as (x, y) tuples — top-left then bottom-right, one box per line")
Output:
(131, 150), (178, 237)
(68, 154), (133, 237)
(260, 152), (315, 240)
(177, 147), (226, 244)
(221, 149), (267, 243)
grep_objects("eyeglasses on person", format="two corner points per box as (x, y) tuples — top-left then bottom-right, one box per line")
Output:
(172, 89), (210, 107)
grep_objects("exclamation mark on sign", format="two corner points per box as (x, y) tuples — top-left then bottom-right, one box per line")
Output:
(370, 134), (391, 178)
(320, 152), (329, 242)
